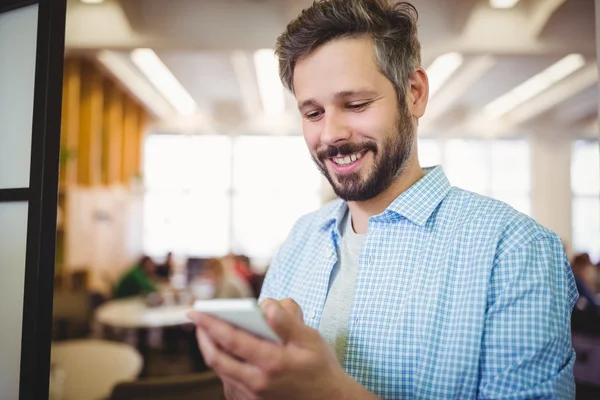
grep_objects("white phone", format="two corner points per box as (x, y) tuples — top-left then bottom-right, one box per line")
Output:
(193, 298), (281, 343)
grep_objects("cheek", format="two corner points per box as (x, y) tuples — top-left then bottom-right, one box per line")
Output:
(302, 122), (321, 151)
(346, 114), (388, 141)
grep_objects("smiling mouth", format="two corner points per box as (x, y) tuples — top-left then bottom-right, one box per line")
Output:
(330, 151), (366, 166)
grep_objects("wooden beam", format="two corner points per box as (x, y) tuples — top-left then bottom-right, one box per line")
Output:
(135, 107), (147, 179)
(102, 81), (124, 185)
(59, 58), (81, 188)
(78, 61), (104, 186)
(121, 97), (139, 184)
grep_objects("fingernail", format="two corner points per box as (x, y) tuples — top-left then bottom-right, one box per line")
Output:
(186, 311), (201, 324)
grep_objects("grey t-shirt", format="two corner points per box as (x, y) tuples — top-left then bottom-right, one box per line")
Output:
(318, 210), (366, 363)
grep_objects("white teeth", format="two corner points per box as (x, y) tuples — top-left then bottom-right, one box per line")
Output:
(333, 152), (363, 166)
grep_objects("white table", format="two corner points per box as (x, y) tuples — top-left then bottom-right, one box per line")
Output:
(95, 297), (193, 329)
(50, 339), (142, 400)
(95, 297), (194, 377)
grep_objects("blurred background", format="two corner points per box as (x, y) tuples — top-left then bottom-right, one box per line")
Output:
(48, 0), (600, 399)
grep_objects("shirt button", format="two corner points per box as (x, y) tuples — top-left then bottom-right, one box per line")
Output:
(308, 310), (317, 319)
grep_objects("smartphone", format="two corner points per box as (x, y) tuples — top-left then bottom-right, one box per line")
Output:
(193, 298), (281, 343)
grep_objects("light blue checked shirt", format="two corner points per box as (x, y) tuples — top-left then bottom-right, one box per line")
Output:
(259, 166), (578, 399)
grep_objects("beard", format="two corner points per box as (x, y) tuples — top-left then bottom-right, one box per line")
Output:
(311, 103), (414, 202)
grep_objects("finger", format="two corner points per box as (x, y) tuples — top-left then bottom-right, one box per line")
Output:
(197, 312), (282, 367)
(261, 300), (308, 344)
(196, 330), (259, 399)
(279, 298), (303, 321)
(195, 328), (264, 387)
(187, 310), (202, 324)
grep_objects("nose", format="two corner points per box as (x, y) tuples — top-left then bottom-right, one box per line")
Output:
(320, 111), (351, 146)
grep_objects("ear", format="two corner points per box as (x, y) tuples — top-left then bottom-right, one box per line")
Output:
(406, 67), (429, 119)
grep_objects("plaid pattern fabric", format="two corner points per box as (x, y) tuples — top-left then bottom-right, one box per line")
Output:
(259, 166), (578, 399)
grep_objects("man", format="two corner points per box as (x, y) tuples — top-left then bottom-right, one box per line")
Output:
(188, 1), (578, 398)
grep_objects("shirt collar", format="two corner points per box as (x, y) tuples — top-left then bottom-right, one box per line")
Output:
(319, 166), (451, 230)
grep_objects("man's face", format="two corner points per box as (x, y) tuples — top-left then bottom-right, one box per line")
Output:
(293, 37), (415, 202)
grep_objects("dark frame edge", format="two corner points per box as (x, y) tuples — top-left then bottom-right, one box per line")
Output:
(0, 188), (30, 202)
(0, 0), (37, 14)
(19, 0), (66, 399)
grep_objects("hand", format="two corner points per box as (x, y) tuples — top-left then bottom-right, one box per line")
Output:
(187, 298), (361, 400)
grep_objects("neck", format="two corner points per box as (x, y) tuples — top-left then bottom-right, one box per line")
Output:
(348, 158), (424, 234)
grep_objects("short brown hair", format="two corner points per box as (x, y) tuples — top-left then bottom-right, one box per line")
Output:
(276, 0), (421, 101)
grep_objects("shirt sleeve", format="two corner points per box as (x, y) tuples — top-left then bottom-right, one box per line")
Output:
(477, 233), (579, 400)
(257, 248), (281, 303)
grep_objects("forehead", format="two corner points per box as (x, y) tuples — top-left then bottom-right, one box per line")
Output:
(293, 37), (392, 103)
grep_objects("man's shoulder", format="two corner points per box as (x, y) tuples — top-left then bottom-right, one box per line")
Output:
(444, 187), (561, 257)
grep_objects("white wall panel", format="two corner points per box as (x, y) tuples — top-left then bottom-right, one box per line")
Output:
(0, 202), (29, 400)
(0, 5), (38, 189)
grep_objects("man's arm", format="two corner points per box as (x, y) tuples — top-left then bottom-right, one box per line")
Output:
(478, 233), (578, 399)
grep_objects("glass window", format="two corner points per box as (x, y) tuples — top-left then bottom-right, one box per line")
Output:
(490, 140), (530, 194)
(143, 191), (230, 258)
(144, 136), (191, 190)
(418, 138), (442, 168)
(144, 135), (231, 190)
(143, 134), (322, 260)
(571, 140), (600, 196)
(443, 139), (490, 194)
(232, 136), (321, 191)
(232, 136), (322, 260)
(572, 197), (600, 262)
(231, 191), (321, 261)
(571, 140), (600, 262)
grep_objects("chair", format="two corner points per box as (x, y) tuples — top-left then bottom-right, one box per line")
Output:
(52, 290), (93, 340)
(109, 371), (225, 400)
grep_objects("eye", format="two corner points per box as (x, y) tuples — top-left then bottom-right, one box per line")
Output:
(346, 102), (369, 111)
(304, 110), (323, 121)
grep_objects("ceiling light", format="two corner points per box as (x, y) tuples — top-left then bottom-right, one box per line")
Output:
(254, 49), (285, 117)
(490, 0), (520, 9)
(426, 52), (464, 98)
(484, 54), (586, 118)
(80, 0), (104, 4)
(131, 48), (197, 116)
(96, 50), (174, 120)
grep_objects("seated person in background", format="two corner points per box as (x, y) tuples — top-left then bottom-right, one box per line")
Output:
(572, 253), (599, 311)
(113, 256), (158, 299)
(191, 258), (253, 299)
(154, 251), (174, 280)
(232, 254), (255, 283)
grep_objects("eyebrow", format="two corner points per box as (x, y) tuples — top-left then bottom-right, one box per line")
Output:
(298, 90), (379, 110)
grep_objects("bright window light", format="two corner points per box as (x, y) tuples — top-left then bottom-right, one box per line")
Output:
(490, 0), (520, 8)
(254, 49), (285, 117)
(426, 52), (464, 98)
(484, 54), (585, 118)
(80, 0), (104, 4)
(131, 48), (197, 116)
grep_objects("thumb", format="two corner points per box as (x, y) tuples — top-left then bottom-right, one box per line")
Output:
(261, 298), (306, 343)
